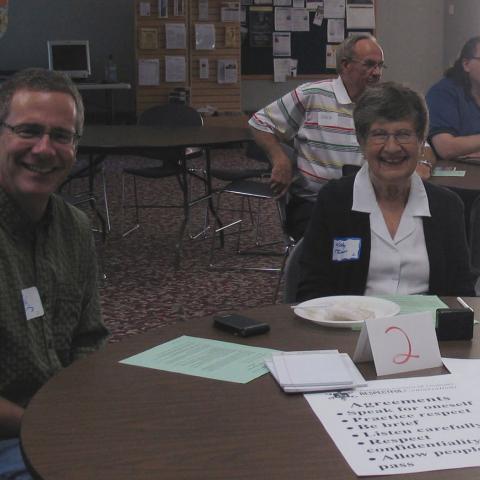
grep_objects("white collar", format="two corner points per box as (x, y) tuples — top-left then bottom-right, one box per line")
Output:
(352, 163), (431, 217)
(332, 76), (353, 105)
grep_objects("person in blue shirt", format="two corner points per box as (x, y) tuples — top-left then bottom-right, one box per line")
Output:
(426, 36), (480, 159)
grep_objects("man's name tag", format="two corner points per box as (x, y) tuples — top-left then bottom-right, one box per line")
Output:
(332, 237), (361, 262)
(317, 111), (337, 125)
(21, 287), (44, 321)
(337, 114), (352, 130)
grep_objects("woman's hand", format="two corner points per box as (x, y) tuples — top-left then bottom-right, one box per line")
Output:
(416, 160), (433, 179)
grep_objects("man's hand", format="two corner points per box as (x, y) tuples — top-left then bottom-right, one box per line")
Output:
(249, 127), (294, 198)
(0, 397), (24, 439)
(270, 155), (293, 197)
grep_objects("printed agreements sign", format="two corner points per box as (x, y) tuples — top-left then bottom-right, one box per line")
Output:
(305, 375), (480, 476)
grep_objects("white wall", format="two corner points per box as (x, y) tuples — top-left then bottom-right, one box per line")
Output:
(376, 0), (445, 94)
(444, 0), (480, 66)
(0, 0), (134, 82)
(0, 0), (135, 115)
(242, 0), (446, 111)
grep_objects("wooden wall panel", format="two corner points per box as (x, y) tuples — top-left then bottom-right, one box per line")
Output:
(134, 0), (241, 118)
(189, 1), (241, 112)
(134, 0), (190, 118)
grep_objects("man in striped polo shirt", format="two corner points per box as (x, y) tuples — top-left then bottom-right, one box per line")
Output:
(249, 33), (385, 240)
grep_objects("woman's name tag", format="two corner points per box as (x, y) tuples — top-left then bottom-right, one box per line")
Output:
(332, 237), (361, 262)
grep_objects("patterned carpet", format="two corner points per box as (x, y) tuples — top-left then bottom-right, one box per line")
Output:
(75, 148), (287, 342)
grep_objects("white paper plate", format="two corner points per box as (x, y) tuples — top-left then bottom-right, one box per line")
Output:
(293, 296), (400, 328)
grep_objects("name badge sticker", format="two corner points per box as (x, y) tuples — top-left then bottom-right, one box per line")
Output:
(332, 237), (361, 262)
(317, 111), (338, 125)
(21, 286), (45, 321)
(336, 114), (352, 129)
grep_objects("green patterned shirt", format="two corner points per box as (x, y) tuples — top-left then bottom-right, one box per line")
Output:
(0, 188), (108, 406)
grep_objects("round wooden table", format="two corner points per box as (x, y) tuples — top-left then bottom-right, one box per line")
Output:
(430, 159), (480, 235)
(21, 300), (480, 480)
(430, 158), (480, 191)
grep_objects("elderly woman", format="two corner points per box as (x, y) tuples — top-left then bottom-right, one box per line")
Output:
(296, 82), (475, 301)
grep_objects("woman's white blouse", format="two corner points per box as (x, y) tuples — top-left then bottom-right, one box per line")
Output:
(352, 164), (431, 295)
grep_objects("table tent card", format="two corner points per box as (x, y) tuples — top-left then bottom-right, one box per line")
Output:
(353, 311), (442, 376)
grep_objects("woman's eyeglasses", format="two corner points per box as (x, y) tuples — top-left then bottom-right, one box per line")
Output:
(367, 130), (416, 145)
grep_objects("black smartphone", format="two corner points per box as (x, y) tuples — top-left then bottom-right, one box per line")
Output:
(436, 308), (474, 341)
(213, 314), (270, 337)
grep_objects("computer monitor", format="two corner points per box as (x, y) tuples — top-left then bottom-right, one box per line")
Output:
(47, 40), (91, 79)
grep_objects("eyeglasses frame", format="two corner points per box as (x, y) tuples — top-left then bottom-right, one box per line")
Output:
(1, 121), (81, 145)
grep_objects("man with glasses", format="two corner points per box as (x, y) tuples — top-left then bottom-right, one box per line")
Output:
(249, 33), (390, 240)
(426, 36), (480, 160)
(0, 68), (108, 479)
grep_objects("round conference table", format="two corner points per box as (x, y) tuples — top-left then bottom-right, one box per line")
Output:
(21, 299), (480, 480)
(430, 158), (480, 237)
(77, 125), (253, 267)
(430, 158), (480, 191)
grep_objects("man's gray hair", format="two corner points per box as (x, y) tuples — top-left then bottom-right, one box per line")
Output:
(0, 68), (84, 136)
(353, 82), (429, 145)
(336, 33), (378, 73)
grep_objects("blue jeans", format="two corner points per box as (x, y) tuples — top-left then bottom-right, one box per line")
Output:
(0, 438), (32, 480)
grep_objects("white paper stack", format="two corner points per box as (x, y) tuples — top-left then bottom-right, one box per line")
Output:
(266, 350), (366, 393)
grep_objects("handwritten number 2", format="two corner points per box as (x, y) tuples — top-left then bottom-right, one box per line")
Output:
(385, 326), (419, 364)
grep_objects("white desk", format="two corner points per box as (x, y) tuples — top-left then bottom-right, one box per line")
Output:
(75, 82), (131, 91)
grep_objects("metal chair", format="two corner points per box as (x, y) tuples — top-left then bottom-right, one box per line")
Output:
(282, 237), (305, 303)
(210, 141), (271, 182)
(208, 143), (298, 301)
(59, 154), (110, 239)
(208, 179), (295, 302)
(121, 104), (204, 267)
(58, 166), (110, 286)
(199, 141), (272, 235)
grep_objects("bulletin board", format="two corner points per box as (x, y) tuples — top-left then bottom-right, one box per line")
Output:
(241, 1), (375, 78)
(135, 0), (190, 115)
(134, 0), (242, 117)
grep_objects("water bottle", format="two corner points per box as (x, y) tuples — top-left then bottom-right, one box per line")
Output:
(104, 54), (118, 83)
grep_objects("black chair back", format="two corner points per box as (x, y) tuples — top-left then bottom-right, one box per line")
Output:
(136, 105), (203, 161)
(138, 104), (203, 127)
(342, 164), (361, 177)
(283, 237), (304, 303)
(469, 194), (480, 276)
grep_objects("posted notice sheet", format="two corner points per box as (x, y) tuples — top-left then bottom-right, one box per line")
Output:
(305, 374), (480, 476)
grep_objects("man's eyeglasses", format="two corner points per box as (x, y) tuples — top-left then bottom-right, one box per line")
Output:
(367, 130), (417, 145)
(349, 59), (387, 71)
(1, 122), (80, 145)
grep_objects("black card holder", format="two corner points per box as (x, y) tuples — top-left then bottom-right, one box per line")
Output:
(435, 308), (474, 341)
